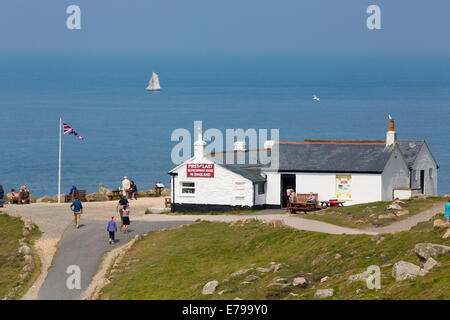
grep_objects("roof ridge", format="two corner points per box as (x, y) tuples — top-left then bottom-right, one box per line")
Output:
(279, 141), (385, 145)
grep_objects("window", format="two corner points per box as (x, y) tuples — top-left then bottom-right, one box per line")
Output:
(429, 168), (433, 179)
(181, 182), (195, 194)
(235, 182), (245, 199)
(257, 183), (265, 195)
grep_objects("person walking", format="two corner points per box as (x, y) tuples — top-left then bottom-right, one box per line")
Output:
(122, 204), (130, 233)
(70, 196), (83, 229)
(122, 176), (131, 198)
(107, 217), (117, 244)
(445, 199), (450, 223)
(116, 195), (128, 229)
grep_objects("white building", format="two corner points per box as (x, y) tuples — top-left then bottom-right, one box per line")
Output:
(168, 119), (438, 212)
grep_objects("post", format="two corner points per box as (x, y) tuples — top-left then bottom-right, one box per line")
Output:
(58, 118), (62, 203)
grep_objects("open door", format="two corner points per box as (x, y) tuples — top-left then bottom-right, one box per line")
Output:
(280, 174), (296, 208)
(420, 170), (425, 194)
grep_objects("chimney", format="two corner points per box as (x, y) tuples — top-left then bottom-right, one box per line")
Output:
(234, 141), (247, 151)
(386, 116), (397, 147)
(264, 140), (276, 150)
(194, 126), (206, 158)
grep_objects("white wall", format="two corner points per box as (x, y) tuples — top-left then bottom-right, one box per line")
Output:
(409, 144), (438, 196)
(172, 161), (254, 207)
(295, 172), (382, 205)
(381, 147), (410, 201)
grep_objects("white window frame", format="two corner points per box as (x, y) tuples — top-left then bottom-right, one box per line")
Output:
(235, 181), (245, 200)
(181, 181), (195, 195)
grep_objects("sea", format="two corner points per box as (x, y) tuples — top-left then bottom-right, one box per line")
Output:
(1, 52), (449, 198)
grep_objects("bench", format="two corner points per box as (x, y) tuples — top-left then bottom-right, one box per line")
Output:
(164, 197), (171, 208)
(286, 193), (319, 214)
(107, 190), (122, 201)
(65, 190), (87, 202)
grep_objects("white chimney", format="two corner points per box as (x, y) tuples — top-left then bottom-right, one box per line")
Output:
(386, 116), (397, 147)
(194, 127), (206, 158)
(234, 141), (247, 151)
(264, 140), (276, 150)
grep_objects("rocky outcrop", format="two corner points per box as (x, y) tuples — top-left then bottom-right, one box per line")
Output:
(414, 243), (450, 263)
(347, 270), (371, 285)
(202, 280), (219, 295)
(36, 196), (58, 203)
(443, 229), (450, 239)
(86, 193), (109, 202)
(314, 289), (334, 299)
(392, 261), (423, 281)
(98, 183), (111, 195)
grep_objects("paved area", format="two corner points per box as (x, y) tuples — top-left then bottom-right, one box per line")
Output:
(37, 219), (191, 300)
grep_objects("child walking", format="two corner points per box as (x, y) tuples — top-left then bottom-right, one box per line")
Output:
(107, 217), (117, 244)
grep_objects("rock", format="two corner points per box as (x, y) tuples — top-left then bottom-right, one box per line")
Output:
(230, 268), (253, 278)
(24, 254), (33, 265)
(320, 276), (330, 283)
(18, 272), (29, 282)
(274, 277), (288, 283)
(347, 271), (371, 285)
(387, 203), (402, 211)
(314, 289), (334, 299)
(288, 292), (298, 297)
(234, 297), (242, 300)
(86, 193), (109, 202)
(392, 261), (422, 281)
(256, 263), (281, 273)
(240, 281), (252, 285)
(292, 277), (307, 287)
(217, 289), (232, 295)
(268, 220), (285, 228)
(433, 219), (448, 229)
(378, 213), (396, 220)
(22, 264), (33, 272)
(443, 228), (450, 239)
(395, 210), (410, 216)
(423, 257), (439, 272)
(267, 283), (290, 289)
(134, 234), (143, 241)
(161, 189), (170, 197)
(18, 245), (31, 255)
(414, 243), (450, 262)
(355, 289), (362, 294)
(202, 280), (219, 295)
(98, 183), (111, 195)
(36, 195), (57, 203)
(244, 275), (260, 282)
(363, 207), (372, 213)
(335, 253), (342, 259)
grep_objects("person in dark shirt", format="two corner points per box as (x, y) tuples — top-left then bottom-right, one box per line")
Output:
(69, 186), (77, 196)
(70, 196), (83, 229)
(116, 196), (129, 229)
(129, 181), (138, 200)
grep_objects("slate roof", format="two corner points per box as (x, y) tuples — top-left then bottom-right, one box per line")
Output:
(397, 140), (425, 167)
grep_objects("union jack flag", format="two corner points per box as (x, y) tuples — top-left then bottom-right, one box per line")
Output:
(63, 122), (85, 141)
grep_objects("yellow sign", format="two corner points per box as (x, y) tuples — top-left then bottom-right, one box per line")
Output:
(336, 175), (352, 199)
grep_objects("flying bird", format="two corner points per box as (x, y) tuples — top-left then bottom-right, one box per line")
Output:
(388, 114), (393, 120)
(313, 94), (320, 102)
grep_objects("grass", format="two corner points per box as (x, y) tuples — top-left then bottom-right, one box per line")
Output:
(0, 213), (41, 299)
(98, 214), (450, 300)
(172, 210), (259, 216)
(297, 197), (447, 229)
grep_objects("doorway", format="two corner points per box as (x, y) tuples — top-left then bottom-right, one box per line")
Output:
(280, 174), (296, 208)
(420, 170), (425, 194)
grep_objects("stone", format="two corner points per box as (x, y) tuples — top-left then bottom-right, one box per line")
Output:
(274, 277), (288, 283)
(392, 261), (422, 281)
(98, 183), (111, 195)
(335, 253), (342, 259)
(217, 289), (232, 295)
(18, 245), (31, 255)
(269, 220), (285, 228)
(267, 283), (290, 289)
(314, 289), (334, 299)
(443, 228), (450, 239)
(347, 271), (371, 285)
(22, 264), (33, 272)
(414, 243), (450, 262)
(355, 289), (362, 294)
(202, 280), (219, 295)
(256, 263), (282, 273)
(24, 255), (33, 265)
(320, 276), (330, 283)
(288, 292), (298, 297)
(234, 297), (242, 300)
(230, 268), (253, 278)
(240, 281), (252, 285)
(378, 213), (396, 220)
(423, 257), (439, 272)
(18, 272), (29, 282)
(86, 193), (109, 202)
(395, 210), (410, 216)
(292, 277), (307, 287)
(387, 203), (402, 211)
(363, 207), (373, 213)
(161, 189), (170, 197)
(433, 219), (448, 229)
(244, 275), (260, 282)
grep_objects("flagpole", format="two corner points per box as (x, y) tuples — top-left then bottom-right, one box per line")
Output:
(58, 118), (62, 204)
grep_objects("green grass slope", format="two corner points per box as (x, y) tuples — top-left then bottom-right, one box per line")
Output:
(98, 217), (450, 300)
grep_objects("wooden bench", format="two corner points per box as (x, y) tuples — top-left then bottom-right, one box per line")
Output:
(65, 190), (87, 202)
(107, 190), (122, 201)
(164, 197), (171, 208)
(286, 193), (319, 214)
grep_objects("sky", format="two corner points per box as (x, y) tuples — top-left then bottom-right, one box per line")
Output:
(0, 0), (449, 54)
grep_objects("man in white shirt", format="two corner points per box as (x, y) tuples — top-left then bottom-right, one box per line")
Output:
(122, 176), (131, 198)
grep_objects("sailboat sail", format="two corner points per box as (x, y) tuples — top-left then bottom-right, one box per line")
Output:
(146, 72), (161, 91)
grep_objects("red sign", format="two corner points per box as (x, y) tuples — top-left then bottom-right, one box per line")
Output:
(187, 163), (214, 178)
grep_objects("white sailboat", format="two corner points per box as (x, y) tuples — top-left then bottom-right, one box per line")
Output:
(146, 72), (161, 91)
